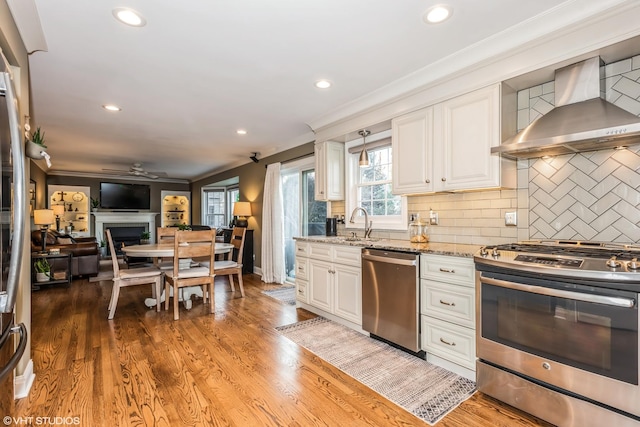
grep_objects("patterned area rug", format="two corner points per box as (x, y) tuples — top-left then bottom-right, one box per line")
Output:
(277, 317), (476, 425)
(262, 285), (296, 305)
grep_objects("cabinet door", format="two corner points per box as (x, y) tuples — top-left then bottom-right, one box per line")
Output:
(333, 264), (362, 325)
(314, 141), (344, 201)
(309, 259), (333, 312)
(392, 107), (434, 194)
(439, 84), (500, 191)
(314, 141), (327, 200)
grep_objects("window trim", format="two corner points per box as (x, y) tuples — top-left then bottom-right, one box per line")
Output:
(345, 130), (407, 231)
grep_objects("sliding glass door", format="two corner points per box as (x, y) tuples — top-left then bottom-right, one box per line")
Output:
(282, 159), (326, 282)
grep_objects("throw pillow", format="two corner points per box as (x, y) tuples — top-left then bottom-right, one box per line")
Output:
(57, 237), (74, 245)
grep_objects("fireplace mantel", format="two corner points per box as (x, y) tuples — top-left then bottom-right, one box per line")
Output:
(92, 212), (159, 242)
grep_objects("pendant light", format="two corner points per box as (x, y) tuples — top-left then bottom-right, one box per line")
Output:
(358, 130), (370, 167)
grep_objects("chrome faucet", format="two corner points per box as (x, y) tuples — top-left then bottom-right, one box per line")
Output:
(349, 207), (373, 239)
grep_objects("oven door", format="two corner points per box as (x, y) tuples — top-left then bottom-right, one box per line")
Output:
(477, 268), (640, 417)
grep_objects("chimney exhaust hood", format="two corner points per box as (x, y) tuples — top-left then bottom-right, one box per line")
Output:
(492, 57), (640, 159)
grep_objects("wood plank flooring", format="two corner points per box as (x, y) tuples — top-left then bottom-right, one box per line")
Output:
(16, 273), (552, 426)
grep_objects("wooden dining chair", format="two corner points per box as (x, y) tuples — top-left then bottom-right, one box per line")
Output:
(215, 227), (247, 298)
(156, 227), (177, 270)
(164, 229), (216, 320)
(106, 229), (163, 319)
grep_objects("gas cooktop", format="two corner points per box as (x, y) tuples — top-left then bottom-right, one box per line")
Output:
(475, 240), (640, 281)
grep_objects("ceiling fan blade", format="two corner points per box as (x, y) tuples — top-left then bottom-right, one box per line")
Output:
(146, 171), (168, 177)
(102, 168), (129, 173)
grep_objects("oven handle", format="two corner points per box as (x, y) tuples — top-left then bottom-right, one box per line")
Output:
(480, 275), (636, 308)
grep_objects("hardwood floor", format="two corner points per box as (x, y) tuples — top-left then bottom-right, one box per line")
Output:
(16, 274), (552, 426)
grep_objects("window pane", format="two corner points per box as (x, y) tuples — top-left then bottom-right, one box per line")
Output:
(372, 200), (385, 215)
(303, 170), (326, 236)
(372, 184), (385, 200)
(375, 164), (390, 181)
(387, 199), (401, 215)
(360, 164), (374, 183)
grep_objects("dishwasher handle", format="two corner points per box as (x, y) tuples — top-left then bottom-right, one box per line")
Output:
(362, 253), (417, 266)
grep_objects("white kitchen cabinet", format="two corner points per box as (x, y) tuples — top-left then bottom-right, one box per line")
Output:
(295, 241), (310, 304)
(392, 84), (513, 195)
(439, 84), (501, 191)
(314, 140), (344, 201)
(392, 107), (434, 194)
(296, 241), (362, 326)
(420, 254), (476, 380)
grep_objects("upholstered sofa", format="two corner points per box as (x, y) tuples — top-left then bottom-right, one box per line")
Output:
(31, 230), (100, 277)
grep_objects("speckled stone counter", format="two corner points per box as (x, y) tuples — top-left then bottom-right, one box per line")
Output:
(293, 236), (481, 258)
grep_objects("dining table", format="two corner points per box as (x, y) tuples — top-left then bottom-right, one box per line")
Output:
(122, 242), (234, 309)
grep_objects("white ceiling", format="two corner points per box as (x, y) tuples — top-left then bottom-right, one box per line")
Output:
(12, 0), (591, 181)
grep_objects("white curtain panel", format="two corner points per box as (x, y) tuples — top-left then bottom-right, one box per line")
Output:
(261, 163), (285, 284)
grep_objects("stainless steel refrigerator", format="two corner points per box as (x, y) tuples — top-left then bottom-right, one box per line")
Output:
(0, 50), (28, 415)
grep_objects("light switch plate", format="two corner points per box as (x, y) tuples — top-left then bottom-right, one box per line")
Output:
(505, 211), (517, 226)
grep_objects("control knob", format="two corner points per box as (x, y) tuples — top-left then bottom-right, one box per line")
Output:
(492, 247), (500, 258)
(480, 247), (488, 257)
(628, 258), (640, 270)
(606, 256), (621, 269)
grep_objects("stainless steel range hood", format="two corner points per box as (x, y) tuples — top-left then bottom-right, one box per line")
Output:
(492, 57), (640, 159)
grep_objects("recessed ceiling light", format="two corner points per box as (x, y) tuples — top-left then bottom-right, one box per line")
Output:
(102, 104), (121, 112)
(315, 80), (332, 89)
(113, 8), (146, 27)
(423, 4), (452, 24)
(237, 129), (247, 135)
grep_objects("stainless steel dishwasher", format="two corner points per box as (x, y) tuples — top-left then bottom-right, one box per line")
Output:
(361, 248), (422, 356)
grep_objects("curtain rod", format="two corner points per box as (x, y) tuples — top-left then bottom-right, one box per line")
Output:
(265, 152), (314, 168)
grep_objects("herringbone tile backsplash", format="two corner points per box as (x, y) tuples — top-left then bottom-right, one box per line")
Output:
(521, 55), (640, 243)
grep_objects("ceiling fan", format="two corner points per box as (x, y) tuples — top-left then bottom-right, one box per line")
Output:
(102, 163), (167, 180)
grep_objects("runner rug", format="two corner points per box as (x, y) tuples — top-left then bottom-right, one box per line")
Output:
(262, 285), (296, 305)
(276, 316), (476, 425)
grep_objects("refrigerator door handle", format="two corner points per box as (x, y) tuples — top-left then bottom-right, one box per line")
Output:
(0, 323), (27, 381)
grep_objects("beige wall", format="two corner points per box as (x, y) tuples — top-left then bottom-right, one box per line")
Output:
(192, 142), (315, 271)
(0, 0), (34, 380)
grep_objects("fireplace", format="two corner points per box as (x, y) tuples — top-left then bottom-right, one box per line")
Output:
(107, 226), (145, 255)
(93, 212), (159, 245)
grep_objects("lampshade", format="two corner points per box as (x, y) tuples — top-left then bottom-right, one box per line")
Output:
(34, 209), (54, 226)
(233, 201), (252, 217)
(52, 204), (65, 216)
(358, 129), (370, 168)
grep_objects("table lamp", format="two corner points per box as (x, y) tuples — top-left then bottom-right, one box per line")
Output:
(52, 204), (65, 232)
(34, 209), (54, 253)
(233, 202), (251, 227)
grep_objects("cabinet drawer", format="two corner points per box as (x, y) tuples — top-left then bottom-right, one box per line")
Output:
(420, 254), (474, 287)
(421, 316), (476, 370)
(333, 245), (361, 267)
(295, 241), (309, 257)
(295, 256), (309, 280)
(296, 279), (309, 304)
(309, 243), (332, 261)
(421, 279), (475, 328)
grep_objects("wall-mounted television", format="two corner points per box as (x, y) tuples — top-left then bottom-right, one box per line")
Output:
(100, 182), (151, 210)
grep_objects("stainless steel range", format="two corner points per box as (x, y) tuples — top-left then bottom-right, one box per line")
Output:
(474, 240), (640, 427)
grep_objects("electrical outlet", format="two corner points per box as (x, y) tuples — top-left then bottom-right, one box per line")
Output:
(429, 212), (438, 225)
(505, 211), (517, 226)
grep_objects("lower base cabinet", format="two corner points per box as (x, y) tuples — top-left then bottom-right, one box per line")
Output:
(295, 241), (362, 326)
(420, 254), (476, 378)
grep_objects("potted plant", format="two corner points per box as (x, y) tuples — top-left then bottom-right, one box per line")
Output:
(34, 258), (51, 282)
(90, 197), (100, 212)
(25, 126), (48, 159)
(99, 240), (107, 258)
(140, 231), (151, 245)
(177, 224), (191, 231)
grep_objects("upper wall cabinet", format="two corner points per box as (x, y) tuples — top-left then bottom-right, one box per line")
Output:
(315, 140), (345, 201)
(392, 84), (514, 195)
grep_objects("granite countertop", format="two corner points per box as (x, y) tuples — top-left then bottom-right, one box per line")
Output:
(293, 236), (481, 258)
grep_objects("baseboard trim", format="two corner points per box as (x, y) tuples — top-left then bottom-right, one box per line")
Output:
(14, 359), (35, 399)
